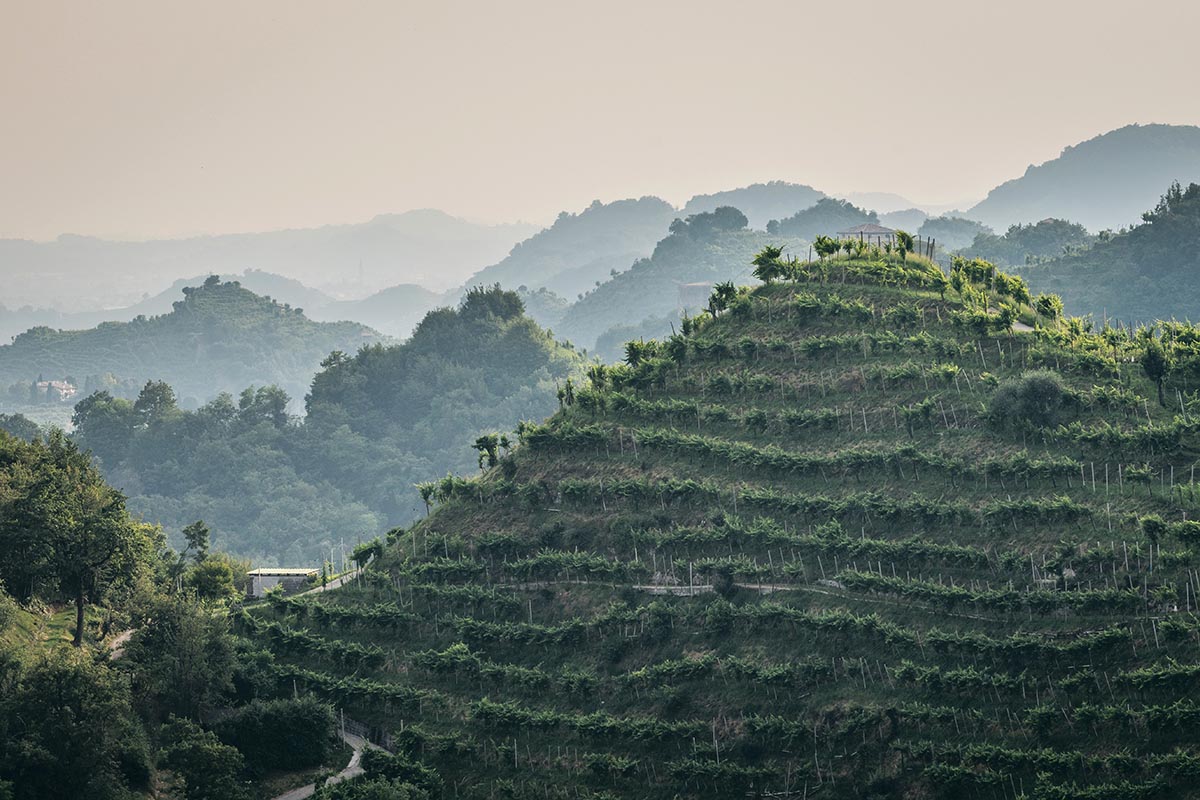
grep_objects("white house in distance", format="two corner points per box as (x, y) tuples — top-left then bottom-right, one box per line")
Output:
(837, 223), (896, 246)
(247, 567), (318, 598)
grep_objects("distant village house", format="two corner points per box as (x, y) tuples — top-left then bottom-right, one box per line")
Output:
(247, 567), (318, 598)
(837, 223), (896, 246)
(35, 379), (77, 402)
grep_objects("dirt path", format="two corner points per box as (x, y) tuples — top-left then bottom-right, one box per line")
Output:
(107, 628), (136, 660)
(269, 731), (380, 800)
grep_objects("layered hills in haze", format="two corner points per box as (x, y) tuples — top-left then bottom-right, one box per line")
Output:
(463, 198), (677, 301)
(0, 209), (536, 311)
(72, 286), (584, 564)
(0, 277), (379, 407)
(967, 124), (1200, 231)
(1018, 180), (1200, 323)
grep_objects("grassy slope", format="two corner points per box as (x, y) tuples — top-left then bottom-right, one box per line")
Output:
(240, 257), (1200, 799)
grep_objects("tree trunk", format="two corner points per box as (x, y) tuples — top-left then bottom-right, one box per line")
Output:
(1157, 379), (1165, 407)
(73, 582), (85, 648)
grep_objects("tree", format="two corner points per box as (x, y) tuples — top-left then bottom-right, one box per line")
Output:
(1141, 338), (1170, 406)
(133, 380), (178, 425)
(473, 433), (501, 470)
(416, 482), (436, 516)
(123, 596), (236, 720)
(16, 433), (144, 647)
(1034, 293), (1064, 321)
(751, 245), (785, 284)
(184, 559), (236, 602)
(181, 520), (210, 564)
(3, 650), (149, 800)
(158, 717), (249, 800)
(707, 282), (738, 316)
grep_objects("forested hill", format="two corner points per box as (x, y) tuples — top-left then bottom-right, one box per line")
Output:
(1016, 181), (1200, 323)
(462, 197), (677, 301)
(967, 123), (1200, 231)
(246, 246), (1200, 798)
(0, 276), (379, 406)
(557, 206), (806, 351)
(74, 286), (586, 564)
(680, 181), (826, 229)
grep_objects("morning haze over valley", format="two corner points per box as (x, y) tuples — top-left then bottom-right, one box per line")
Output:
(3, 2), (1200, 799)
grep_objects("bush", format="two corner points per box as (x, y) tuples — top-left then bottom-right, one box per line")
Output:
(987, 370), (1066, 429)
(159, 717), (249, 800)
(214, 696), (335, 772)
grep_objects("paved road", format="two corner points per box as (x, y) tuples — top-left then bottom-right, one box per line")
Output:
(270, 731), (381, 800)
(298, 561), (370, 596)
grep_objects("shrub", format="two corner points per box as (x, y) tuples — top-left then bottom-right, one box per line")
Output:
(214, 696), (335, 772)
(987, 370), (1066, 429)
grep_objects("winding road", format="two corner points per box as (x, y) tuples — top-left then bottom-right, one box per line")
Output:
(270, 730), (381, 800)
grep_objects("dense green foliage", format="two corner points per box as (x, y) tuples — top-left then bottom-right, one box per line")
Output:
(1018, 181), (1200, 323)
(765, 197), (877, 239)
(73, 286), (585, 562)
(240, 242), (1200, 799)
(0, 277), (381, 408)
(0, 430), (345, 798)
(960, 218), (1095, 266)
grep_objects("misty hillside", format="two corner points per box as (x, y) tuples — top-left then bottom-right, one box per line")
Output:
(0, 277), (380, 406)
(463, 197), (677, 300)
(967, 123), (1200, 231)
(72, 286), (586, 564)
(307, 283), (443, 338)
(1017, 180), (1200, 322)
(681, 181), (826, 229)
(960, 218), (1096, 267)
(0, 209), (536, 311)
(557, 207), (804, 351)
(766, 198), (877, 240)
(918, 216), (993, 251)
(0, 269), (340, 345)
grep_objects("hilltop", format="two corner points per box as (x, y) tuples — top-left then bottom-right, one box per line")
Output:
(0, 277), (379, 407)
(681, 182), (826, 230)
(1018, 180), (1200, 323)
(0, 268), (338, 345)
(463, 198), (677, 301)
(967, 124), (1200, 231)
(556, 207), (805, 351)
(239, 243), (1200, 797)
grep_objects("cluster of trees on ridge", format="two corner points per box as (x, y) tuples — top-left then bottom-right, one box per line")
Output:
(66, 285), (584, 564)
(0, 276), (379, 411)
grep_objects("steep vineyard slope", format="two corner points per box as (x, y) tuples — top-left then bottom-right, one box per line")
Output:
(242, 251), (1200, 799)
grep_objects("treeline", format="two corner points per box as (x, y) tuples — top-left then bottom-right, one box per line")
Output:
(72, 285), (585, 563)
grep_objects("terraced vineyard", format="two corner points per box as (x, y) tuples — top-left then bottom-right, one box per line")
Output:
(240, 252), (1200, 799)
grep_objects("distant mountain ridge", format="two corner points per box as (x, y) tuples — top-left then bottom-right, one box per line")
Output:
(0, 278), (380, 406)
(462, 197), (677, 300)
(681, 181), (825, 229)
(0, 209), (536, 311)
(967, 124), (1200, 232)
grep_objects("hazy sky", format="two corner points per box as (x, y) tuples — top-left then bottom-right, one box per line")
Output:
(4, 0), (1199, 241)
